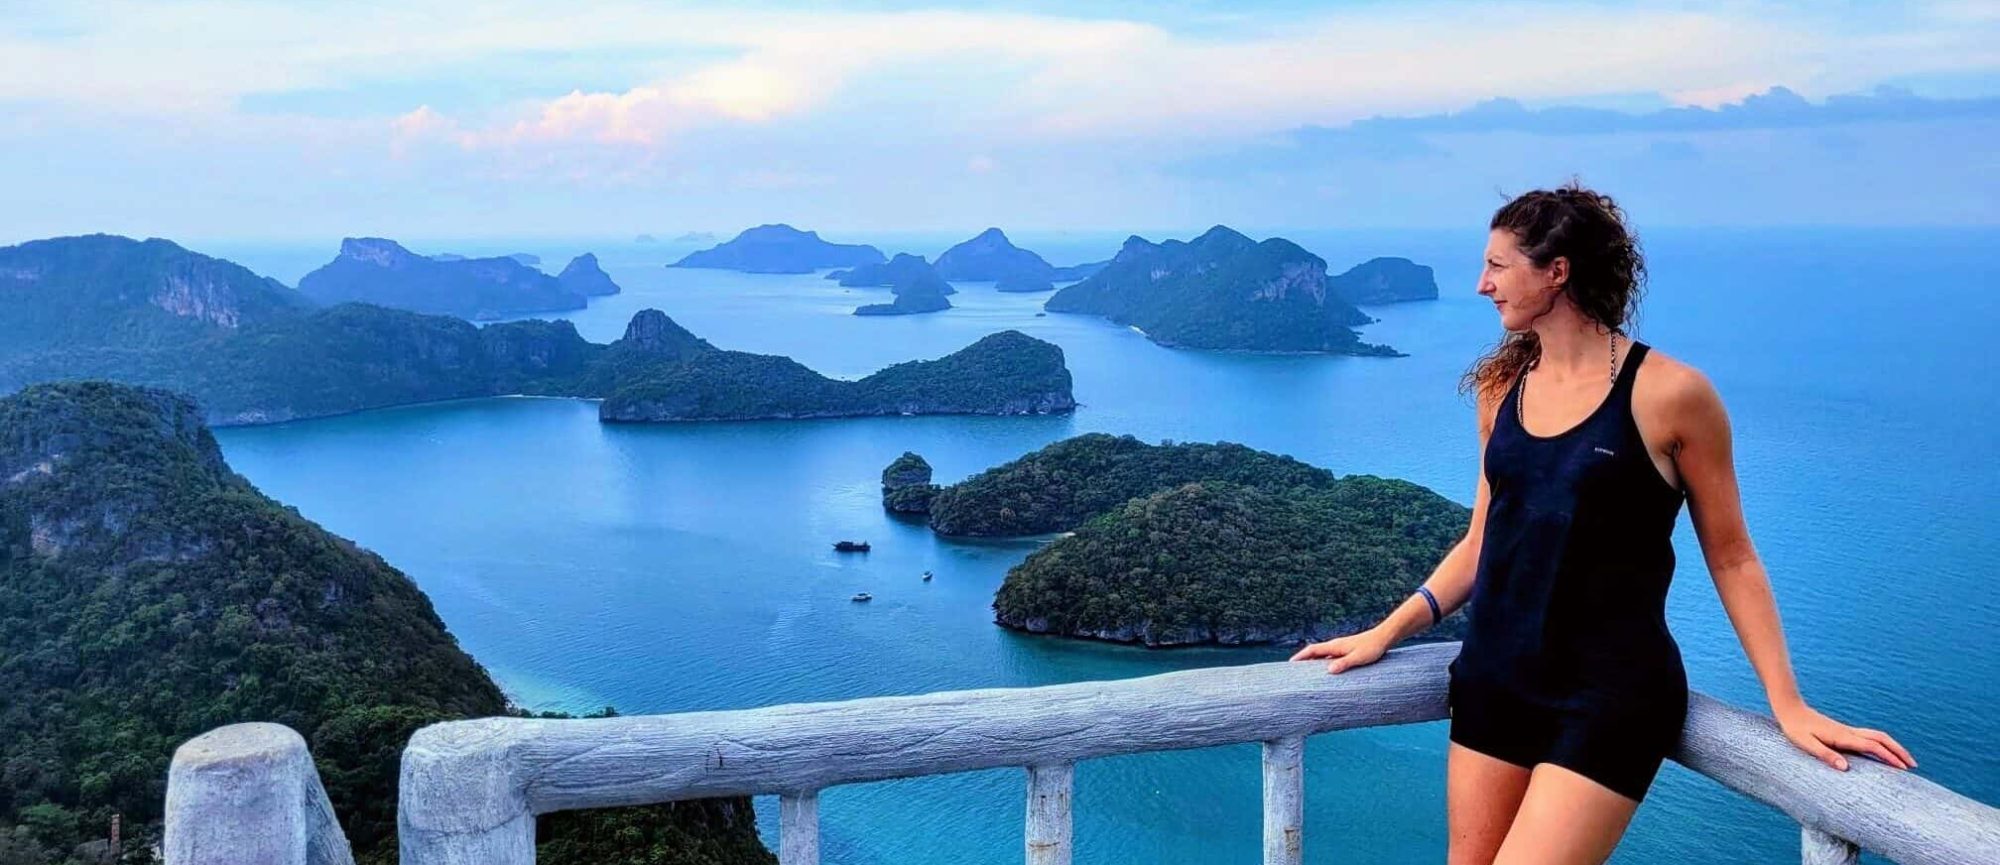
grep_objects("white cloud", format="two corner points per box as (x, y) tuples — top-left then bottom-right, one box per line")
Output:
(11, 1), (1996, 149)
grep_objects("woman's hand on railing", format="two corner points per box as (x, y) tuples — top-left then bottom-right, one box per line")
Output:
(1773, 701), (1917, 772)
(1288, 628), (1391, 674)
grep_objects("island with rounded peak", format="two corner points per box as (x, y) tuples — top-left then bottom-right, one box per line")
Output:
(0, 234), (1075, 425)
(1044, 225), (1412, 355)
(882, 433), (1469, 647)
(1328, 256), (1439, 305)
(670, 224), (886, 274)
(933, 227), (1107, 290)
(881, 451), (938, 513)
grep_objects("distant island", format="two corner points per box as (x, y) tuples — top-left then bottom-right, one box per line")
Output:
(1043, 226), (1403, 355)
(840, 253), (956, 315)
(634, 233), (659, 243)
(933, 227), (1052, 282)
(995, 273), (1056, 293)
(672, 231), (717, 244)
(835, 253), (957, 294)
(601, 327), (1068, 420)
(1049, 259), (1112, 281)
(429, 251), (540, 267)
(298, 237), (590, 319)
(0, 381), (773, 863)
(1328, 257), (1438, 305)
(881, 433), (1468, 647)
(557, 252), (623, 297)
(671, 224), (885, 274)
(933, 227), (1107, 290)
(0, 234), (1075, 425)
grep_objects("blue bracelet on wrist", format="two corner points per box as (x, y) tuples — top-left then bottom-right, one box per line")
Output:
(1415, 586), (1441, 625)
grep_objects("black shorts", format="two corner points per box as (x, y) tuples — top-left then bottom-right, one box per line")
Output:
(1446, 667), (1687, 803)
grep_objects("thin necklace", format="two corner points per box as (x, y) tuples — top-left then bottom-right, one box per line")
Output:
(1518, 331), (1620, 430)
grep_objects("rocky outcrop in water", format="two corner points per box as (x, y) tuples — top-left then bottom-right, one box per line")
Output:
(557, 253), (622, 297)
(881, 452), (940, 514)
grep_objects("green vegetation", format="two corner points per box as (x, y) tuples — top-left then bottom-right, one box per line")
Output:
(1044, 226), (1401, 355)
(922, 432), (1344, 536)
(895, 433), (1469, 647)
(602, 330), (1073, 421)
(0, 382), (770, 864)
(0, 235), (307, 357)
(992, 479), (1469, 646)
(880, 452), (938, 514)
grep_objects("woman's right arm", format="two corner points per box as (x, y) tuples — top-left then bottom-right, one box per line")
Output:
(1290, 384), (1500, 673)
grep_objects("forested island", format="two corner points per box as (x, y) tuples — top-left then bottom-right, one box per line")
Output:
(1327, 256), (1438, 305)
(833, 253), (956, 315)
(1044, 226), (1404, 354)
(932, 228), (1108, 288)
(884, 433), (1469, 647)
(299, 237), (607, 319)
(0, 382), (773, 864)
(0, 235), (1074, 425)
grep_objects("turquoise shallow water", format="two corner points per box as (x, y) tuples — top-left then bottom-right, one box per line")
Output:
(211, 228), (1997, 864)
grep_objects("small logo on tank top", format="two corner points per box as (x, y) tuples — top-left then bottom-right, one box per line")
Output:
(1593, 446), (1616, 456)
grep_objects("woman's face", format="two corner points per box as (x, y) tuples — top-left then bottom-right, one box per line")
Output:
(1478, 229), (1563, 332)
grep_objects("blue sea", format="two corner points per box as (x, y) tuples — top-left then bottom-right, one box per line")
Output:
(207, 227), (1997, 864)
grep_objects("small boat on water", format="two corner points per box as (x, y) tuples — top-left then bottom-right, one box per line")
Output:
(834, 540), (870, 552)
(851, 592), (873, 602)
(922, 570), (933, 581)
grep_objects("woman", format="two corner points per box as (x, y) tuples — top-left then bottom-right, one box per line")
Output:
(1290, 182), (1916, 865)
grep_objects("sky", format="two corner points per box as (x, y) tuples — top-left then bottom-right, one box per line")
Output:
(2, 0), (1996, 242)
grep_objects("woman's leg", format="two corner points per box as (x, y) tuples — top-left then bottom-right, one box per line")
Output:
(1447, 742), (1533, 865)
(1489, 762), (1640, 865)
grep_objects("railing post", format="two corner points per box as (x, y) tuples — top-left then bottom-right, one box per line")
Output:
(1801, 827), (1859, 865)
(780, 791), (820, 865)
(399, 720), (536, 865)
(164, 723), (354, 865)
(1026, 762), (1074, 865)
(1262, 736), (1305, 865)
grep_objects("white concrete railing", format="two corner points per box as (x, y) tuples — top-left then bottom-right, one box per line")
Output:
(164, 642), (2000, 864)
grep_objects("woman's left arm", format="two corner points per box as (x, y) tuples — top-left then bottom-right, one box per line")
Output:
(1669, 367), (1917, 772)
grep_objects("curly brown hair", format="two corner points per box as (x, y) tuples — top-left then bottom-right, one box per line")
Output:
(1460, 179), (1648, 404)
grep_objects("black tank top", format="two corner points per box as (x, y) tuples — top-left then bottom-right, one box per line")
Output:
(1449, 339), (1689, 708)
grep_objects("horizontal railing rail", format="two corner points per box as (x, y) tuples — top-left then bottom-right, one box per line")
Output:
(395, 641), (1999, 864)
(163, 642), (2000, 864)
